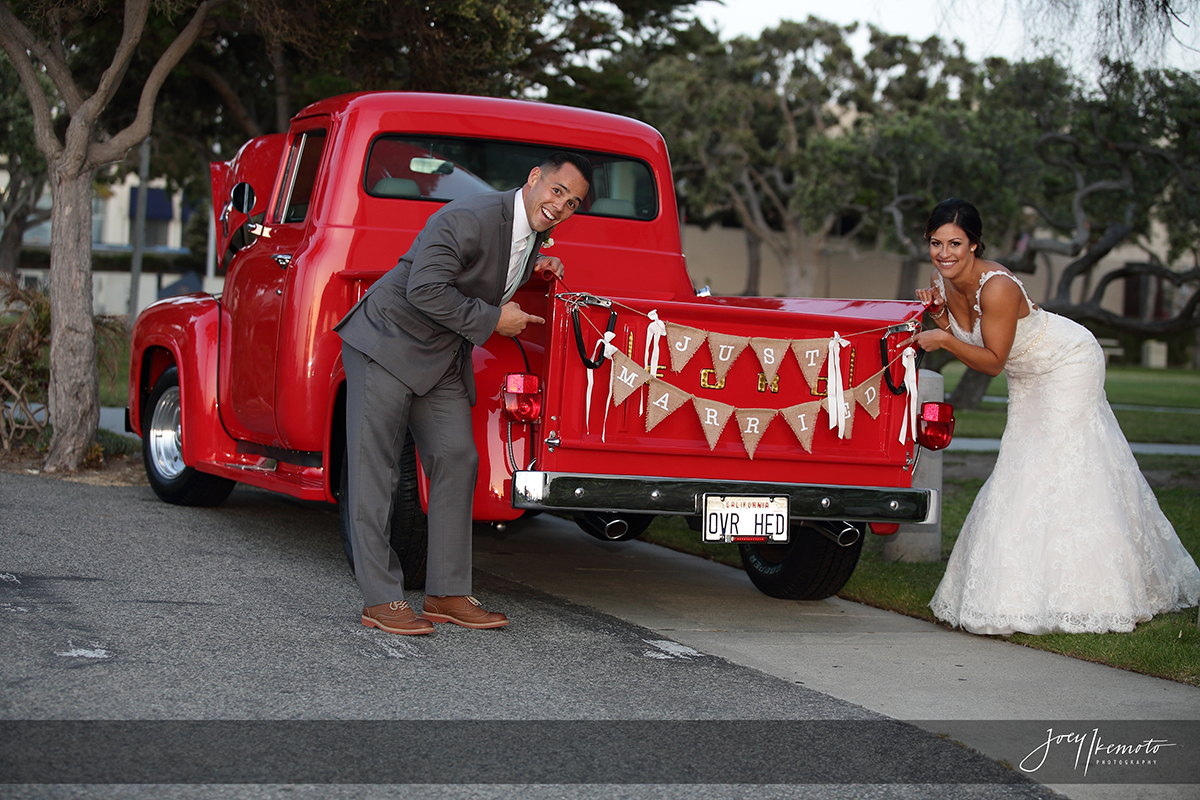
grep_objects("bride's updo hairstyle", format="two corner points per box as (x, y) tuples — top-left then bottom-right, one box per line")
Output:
(925, 197), (986, 257)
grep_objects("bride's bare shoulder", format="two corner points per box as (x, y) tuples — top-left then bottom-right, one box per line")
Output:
(978, 269), (1024, 310)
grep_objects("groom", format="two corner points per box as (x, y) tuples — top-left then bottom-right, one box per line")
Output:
(335, 151), (593, 635)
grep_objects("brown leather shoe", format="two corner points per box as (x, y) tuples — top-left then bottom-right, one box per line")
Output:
(362, 600), (434, 635)
(422, 595), (509, 629)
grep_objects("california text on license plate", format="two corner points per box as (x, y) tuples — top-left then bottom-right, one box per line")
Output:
(702, 494), (789, 543)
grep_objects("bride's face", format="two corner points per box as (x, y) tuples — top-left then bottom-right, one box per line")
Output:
(928, 222), (976, 279)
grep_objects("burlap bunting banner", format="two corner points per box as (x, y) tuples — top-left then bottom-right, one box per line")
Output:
(823, 395), (856, 439)
(855, 370), (883, 419)
(736, 408), (777, 459)
(645, 378), (692, 432)
(666, 322), (707, 373)
(583, 312), (904, 457)
(780, 401), (822, 454)
(791, 338), (829, 392)
(608, 351), (651, 407)
(706, 332), (750, 383)
(750, 337), (791, 384)
(692, 397), (735, 450)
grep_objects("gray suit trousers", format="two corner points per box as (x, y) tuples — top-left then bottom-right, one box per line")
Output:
(342, 341), (478, 606)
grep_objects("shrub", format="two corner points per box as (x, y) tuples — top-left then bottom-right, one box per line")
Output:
(0, 273), (50, 450)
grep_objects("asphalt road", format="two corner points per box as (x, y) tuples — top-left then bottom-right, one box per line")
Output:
(0, 471), (1068, 799)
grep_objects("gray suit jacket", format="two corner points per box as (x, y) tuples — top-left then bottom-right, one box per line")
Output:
(335, 188), (545, 405)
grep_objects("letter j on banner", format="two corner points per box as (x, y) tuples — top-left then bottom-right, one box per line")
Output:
(665, 322), (707, 373)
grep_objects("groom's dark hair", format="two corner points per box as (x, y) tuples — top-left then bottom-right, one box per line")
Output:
(926, 198), (986, 257)
(541, 151), (593, 192)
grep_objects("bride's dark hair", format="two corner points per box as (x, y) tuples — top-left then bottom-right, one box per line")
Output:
(925, 198), (986, 257)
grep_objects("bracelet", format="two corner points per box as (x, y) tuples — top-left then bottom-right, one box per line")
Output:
(929, 306), (946, 319)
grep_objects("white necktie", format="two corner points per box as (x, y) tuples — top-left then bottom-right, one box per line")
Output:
(502, 232), (535, 304)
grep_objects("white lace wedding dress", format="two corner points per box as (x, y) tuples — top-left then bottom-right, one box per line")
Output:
(929, 271), (1200, 635)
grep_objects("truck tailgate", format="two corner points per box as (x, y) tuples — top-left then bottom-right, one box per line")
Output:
(535, 292), (925, 491)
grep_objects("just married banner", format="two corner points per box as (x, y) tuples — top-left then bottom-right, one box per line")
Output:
(572, 306), (917, 459)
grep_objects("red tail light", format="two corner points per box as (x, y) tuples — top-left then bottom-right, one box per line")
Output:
(502, 373), (542, 423)
(917, 401), (955, 451)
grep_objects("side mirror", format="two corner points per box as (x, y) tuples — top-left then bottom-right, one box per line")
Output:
(231, 183), (256, 216)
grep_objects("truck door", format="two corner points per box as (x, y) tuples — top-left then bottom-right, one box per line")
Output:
(219, 124), (328, 444)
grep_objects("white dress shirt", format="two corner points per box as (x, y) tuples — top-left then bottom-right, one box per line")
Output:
(502, 189), (535, 304)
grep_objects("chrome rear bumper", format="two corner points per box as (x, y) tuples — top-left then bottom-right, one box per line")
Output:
(512, 471), (938, 525)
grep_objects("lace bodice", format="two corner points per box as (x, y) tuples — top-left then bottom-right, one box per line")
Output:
(935, 270), (1054, 376)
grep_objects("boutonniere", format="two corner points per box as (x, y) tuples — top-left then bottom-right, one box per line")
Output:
(543, 225), (556, 248)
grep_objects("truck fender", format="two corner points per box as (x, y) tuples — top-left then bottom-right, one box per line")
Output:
(404, 337), (542, 523)
(129, 295), (237, 470)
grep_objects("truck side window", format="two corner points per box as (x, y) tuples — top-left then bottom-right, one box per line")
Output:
(276, 129), (327, 224)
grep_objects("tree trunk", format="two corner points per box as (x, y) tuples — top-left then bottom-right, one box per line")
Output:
(128, 137), (151, 329)
(742, 227), (762, 296)
(778, 248), (814, 297)
(0, 219), (26, 280)
(43, 167), (99, 472)
(948, 367), (992, 411)
(895, 256), (922, 301)
(270, 43), (291, 133)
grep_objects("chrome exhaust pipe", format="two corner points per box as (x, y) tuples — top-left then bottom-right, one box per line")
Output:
(580, 512), (633, 541)
(814, 521), (861, 547)
(602, 517), (629, 540)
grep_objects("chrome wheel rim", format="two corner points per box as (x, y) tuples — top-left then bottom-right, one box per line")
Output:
(148, 386), (185, 480)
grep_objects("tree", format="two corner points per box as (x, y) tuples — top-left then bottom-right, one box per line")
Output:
(854, 55), (1200, 400)
(528, 0), (705, 116)
(853, 53), (1071, 299)
(645, 17), (868, 297)
(0, 0), (227, 471)
(1021, 61), (1200, 337)
(0, 50), (49, 279)
(1019, 0), (1200, 61)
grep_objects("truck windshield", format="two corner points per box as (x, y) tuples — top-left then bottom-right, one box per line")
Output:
(364, 135), (658, 221)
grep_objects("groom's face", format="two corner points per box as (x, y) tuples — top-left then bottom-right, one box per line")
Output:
(523, 163), (589, 233)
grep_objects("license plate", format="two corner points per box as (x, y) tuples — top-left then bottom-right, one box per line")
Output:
(702, 494), (789, 543)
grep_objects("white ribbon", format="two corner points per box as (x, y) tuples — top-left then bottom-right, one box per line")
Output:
(585, 331), (618, 439)
(897, 346), (919, 445)
(827, 332), (850, 438)
(641, 310), (666, 415)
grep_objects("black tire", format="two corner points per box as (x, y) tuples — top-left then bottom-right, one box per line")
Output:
(739, 522), (865, 600)
(337, 436), (428, 589)
(574, 512), (656, 542)
(142, 366), (237, 507)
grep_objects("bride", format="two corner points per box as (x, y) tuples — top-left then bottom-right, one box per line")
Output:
(913, 198), (1200, 635)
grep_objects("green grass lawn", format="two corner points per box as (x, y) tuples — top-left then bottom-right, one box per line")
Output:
(643, 453), (1200, 686)
(941, 360), (1200, 408)
(97, 328), (131, 408)
(941, 361), (1200, 443)
(951, 404), (1200, 444)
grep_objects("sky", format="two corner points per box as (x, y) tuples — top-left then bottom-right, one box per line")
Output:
(692, 0), (1198, 72)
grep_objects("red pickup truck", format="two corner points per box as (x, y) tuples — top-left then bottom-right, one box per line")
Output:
(127, 92), (951, 601)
